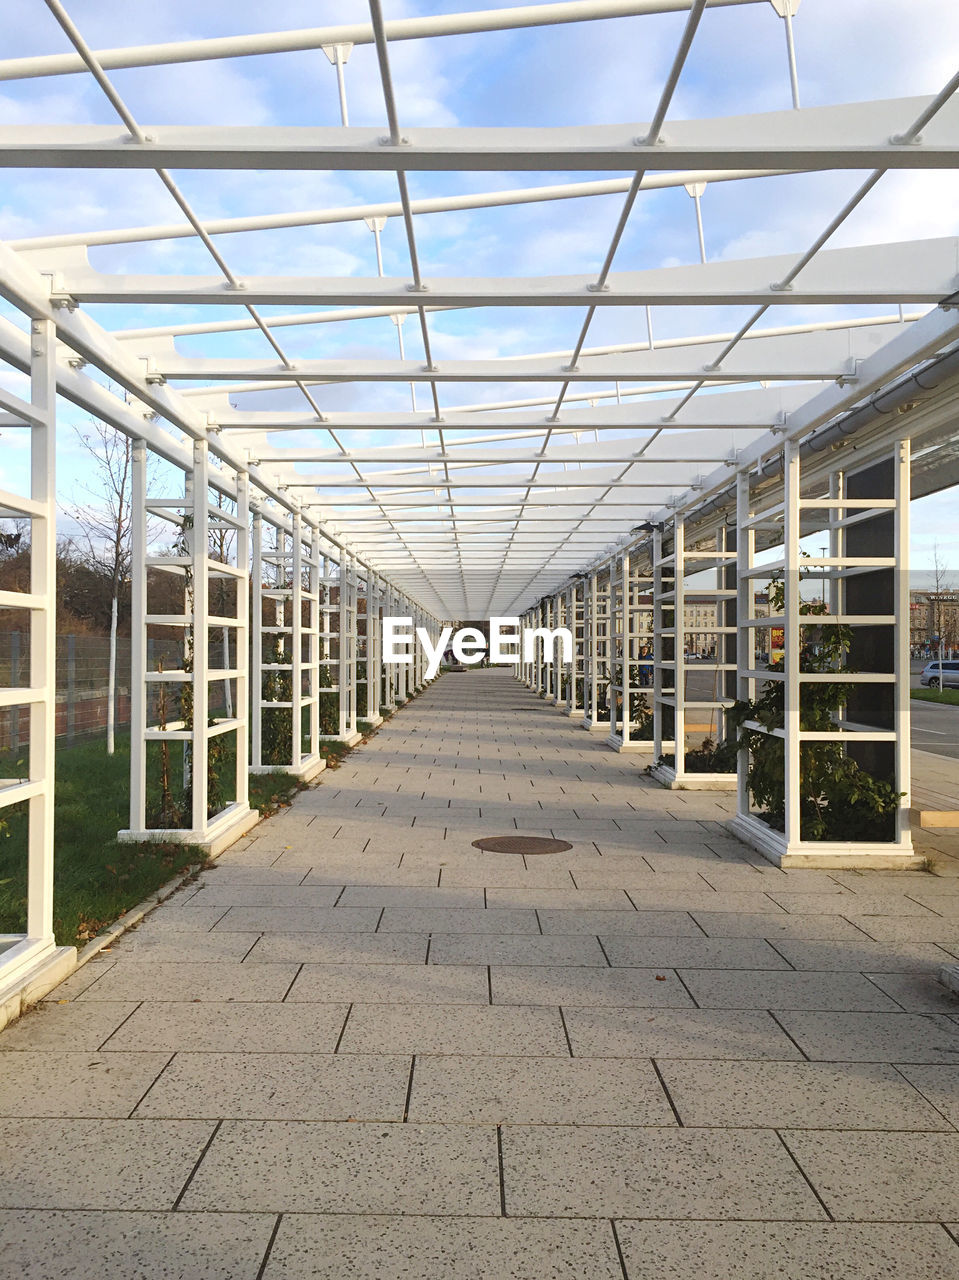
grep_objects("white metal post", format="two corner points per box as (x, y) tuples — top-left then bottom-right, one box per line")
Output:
(26, 317), (56, 946)
(129, 440), (148, 832)
(587, 572), (599, 725)
(783, 439), (802, 849)
(189, 440), (210, 833)
(621, 551), (632, 747)
(250, 510), (263, 771)
(736, 469), (754, 822)
(234, 472), (250, 808)
(673, 514), (687, 782)
(894, 437), (912, 844)
(291, 513), (304, 770)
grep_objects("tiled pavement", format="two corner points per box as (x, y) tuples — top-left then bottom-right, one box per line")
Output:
(3, 668), (959, 1277)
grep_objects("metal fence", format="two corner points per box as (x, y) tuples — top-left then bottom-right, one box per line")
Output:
(0, 632), (198, 752)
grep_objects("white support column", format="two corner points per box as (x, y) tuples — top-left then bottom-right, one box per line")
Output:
(129, 440), (148, 831)
(189, 440), (211, 834)
(586, 571), (599, 727)
(736, 470), (755, 823)
(544, 596), (556, 703)
(366, 572), (384, 725)
(250, 509), (264, 772)
(120, 447), (255, 854)
(307, 526), (322, 758)
(730, 440), (919, 868)
(894, 437), (912, 847)
(0, 317), (73, 1010)
(567, 585), (584, 717)
(652, 526), (673, 763)
(290, 513), (304, 771)
(607, 549), (655, 754)
(27, 317), (56, 948)
(234, 472), (250, 809)
(783, 439), (802, 850)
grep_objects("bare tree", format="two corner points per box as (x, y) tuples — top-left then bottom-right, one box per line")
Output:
(64, 421), (150, 753)
(930, 542), (957, 672)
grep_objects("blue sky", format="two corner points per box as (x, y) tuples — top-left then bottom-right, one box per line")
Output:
(0, 0), (957, 570)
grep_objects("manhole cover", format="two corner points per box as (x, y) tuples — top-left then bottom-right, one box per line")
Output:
(471, 835), (573, 855)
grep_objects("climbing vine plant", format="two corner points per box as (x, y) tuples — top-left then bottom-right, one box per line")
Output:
(728, 574), (901, 842)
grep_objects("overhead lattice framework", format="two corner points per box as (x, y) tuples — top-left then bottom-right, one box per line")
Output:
(0, 0), (957, 623)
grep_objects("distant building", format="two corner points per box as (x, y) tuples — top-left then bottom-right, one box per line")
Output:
(910, 589), (959, 652)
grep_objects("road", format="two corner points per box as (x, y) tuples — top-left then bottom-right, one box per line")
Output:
(678, 664), (959, 761)
(911, 697), (959, 761)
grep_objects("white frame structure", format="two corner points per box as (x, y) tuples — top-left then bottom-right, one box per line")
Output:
(1, 0), (958, 1009)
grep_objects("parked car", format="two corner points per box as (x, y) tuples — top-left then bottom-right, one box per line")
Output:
(920, 660), (959, 690)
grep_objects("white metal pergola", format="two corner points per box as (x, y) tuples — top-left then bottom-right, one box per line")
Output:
(1, 0), (958, 1005)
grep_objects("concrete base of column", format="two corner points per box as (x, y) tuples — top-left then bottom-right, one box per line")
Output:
(582, 719), (611, 733)
(605, 733), (655, 754)
(728, 813), (926, 869)
(251, 754), (327, 783)
(0, 943), (77, 1032)
(118, 802), (260, 858)
(651, 764), (737, 791)
(320, 731), (363, 748)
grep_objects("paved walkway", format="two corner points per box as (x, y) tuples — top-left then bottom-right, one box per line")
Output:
(3, 668), (959, 1277)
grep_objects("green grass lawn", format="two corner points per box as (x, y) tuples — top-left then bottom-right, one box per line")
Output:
(911, 687), (959, 706)
(0, 736), (202, 948)
(0, 702), (401, 951)
(0, 744), (307, 949)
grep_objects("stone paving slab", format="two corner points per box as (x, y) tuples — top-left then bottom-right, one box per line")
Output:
(0, 1050), (170, 1118)
(0, 1118), (214, 1209)
(338, 1004), (571, 1057)
(376, 907), (540, 934)
(563, 1007), (804, 1059)
(781, 1130), (959, 1220)
(537, 909), (701, 936)
(615, 1221), (959, 1280)
(211, 906), (381, 933)
(657, 1059), (952, 1130)
(180, 1121), (500, 1216)
(406, 1054), (676, 1126)
(491, 965), (694, 1008)
(287, 962), (489, 1005)
(502, 1125), (825, 1219)
(692, 911), (872, 939)
(101, 1002), (350, 1054)
(246, 932), (429, 965)
(768, 938), (956, 971)
(182, 884), (343, 908)
(599, 935), (790, 969)
(260, 1215), (624, 1280)
(0, 1211), (277, 1280)
(110, 929), (260, 962)
(134, 1052), (411, 1121)
(865, 971), (959, 1012)
(0, 1002), (139, 1052)
(676, 969), (902, 1011)
(77, 961), (300, 1003)
(428, 933), (608, 966)
(773, 1010), (959, 1063)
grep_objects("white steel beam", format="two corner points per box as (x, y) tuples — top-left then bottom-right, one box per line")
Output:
(0, 99), (955, 170)
(11, 169), (787, 253)
(43, 238), (959, 307)
(214, 383), (810, 433)
(0, 2), (764, 81)
(153, 325), (902, 384)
